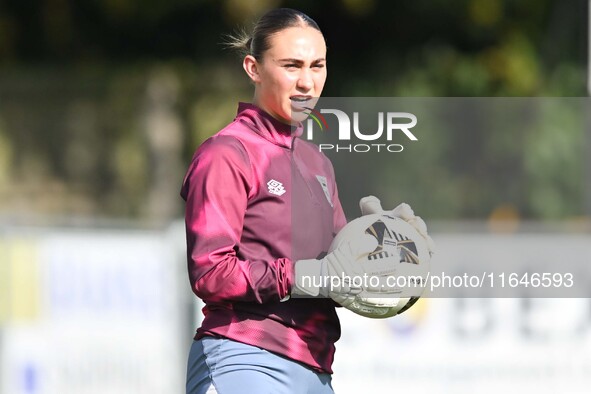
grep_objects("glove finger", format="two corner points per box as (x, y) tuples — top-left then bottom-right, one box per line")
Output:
(340, 275), (363, 294)
(364, 275), (401, 293)
(408, 216), (428, 235)
(331, 292), (355, 307)
(407, 216), (436, 255)
(329, 283), (362, 303)
(390, 203), (415, 220)
(360, 195), (384, 215)
(358, 296), (401, 307)
(366, 283), (424, 298)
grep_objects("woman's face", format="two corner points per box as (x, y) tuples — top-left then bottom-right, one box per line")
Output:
(245, 26), (327, 125)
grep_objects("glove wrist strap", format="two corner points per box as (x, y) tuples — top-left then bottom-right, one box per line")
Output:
(292, 259), (324, 297)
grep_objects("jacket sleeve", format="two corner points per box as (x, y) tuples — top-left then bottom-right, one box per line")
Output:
(180, 137), (293, 304)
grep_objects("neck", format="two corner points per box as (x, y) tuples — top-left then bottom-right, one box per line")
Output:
(252, 95), (294, 126)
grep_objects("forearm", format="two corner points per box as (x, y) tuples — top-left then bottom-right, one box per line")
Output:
(189, 250), (293, 303)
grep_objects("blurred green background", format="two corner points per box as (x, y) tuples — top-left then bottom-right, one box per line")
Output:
(0, 0), (588, 223)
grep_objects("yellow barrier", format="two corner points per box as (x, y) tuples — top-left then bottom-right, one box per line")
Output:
(0, 237), (40, 323)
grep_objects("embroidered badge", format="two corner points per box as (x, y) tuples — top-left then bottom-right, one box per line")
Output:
(316, 175), (333, 207)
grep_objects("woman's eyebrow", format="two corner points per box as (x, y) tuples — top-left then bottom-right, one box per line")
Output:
(277, 58), (304, 64)
(276, 57), (326, 63)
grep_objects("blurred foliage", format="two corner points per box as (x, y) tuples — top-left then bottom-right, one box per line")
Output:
(318, 98), (586, 223)
(0, 0), (588, 222)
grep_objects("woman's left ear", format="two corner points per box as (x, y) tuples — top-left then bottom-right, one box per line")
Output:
(243, 55), (261, 83)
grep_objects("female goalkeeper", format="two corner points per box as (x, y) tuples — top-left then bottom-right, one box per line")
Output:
(181, 8), (430, 394)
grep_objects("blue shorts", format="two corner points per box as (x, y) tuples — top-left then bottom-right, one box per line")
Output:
(186, 337), (334, 394)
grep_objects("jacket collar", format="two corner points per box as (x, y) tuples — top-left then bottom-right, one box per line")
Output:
(236, 102), (303, 148)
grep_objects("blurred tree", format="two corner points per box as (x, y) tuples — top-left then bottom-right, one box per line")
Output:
(0, 0), (587, 222)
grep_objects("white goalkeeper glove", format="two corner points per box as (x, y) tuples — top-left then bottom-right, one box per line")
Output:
(360, 195), (435, 256)
(353, 196), (433, 310)
(292, 237), (397, 299)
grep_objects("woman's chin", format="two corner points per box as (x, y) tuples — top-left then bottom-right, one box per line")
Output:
(289, 105), (315, 124)
(289, 111), (309, 125)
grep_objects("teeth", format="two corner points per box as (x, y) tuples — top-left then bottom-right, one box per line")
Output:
(291, 97), (310, 102)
